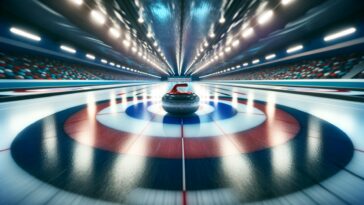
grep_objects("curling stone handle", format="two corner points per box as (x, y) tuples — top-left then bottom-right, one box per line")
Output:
(168, 83), (192, 95)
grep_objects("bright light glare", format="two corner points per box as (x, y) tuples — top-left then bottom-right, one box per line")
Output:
(324, 27), (356, 42)
(243, 62), (249, 66)
(123, 40), (131, 47)
(70, 0), (83, 6)
(101, 59), (108, 64)
(109, 27), (121, 38)
(258, 10), (273, 25)
(232, 39), (240, 47)
(209, 32), (216, 38)
(109, 62), (115, 66)
(90, 10), (106, 25)
(287, 44), (303, 53)
(219, 16), (226, 24)
(60, 45), (76, 54)
(281, 0), (294, 5)
(138, 17), (144, 23)
(252, 59), (260, 64)
(265, 53), (276, 60)
(147, 32), (153, 38)
(10, 27), (41, 41)
(242, 27), (254, 38)
(86, 53), (95, 60)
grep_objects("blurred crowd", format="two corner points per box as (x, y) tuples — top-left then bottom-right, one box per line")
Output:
(0, 52), (151, 80)
(209, 53), (364, 80)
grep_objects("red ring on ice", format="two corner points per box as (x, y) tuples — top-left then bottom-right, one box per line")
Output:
(64, 98), (300, 159)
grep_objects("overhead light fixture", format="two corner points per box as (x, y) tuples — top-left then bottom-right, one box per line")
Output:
(86, 53), (95, 60)
(123, 39), (131, 47)
(131, 47), (137, 53)
(60, 45), (76, 54)
(258, 10), (273, 25)
(219, 14), (226, 24)
(252, 59), (260, 64)
(243, 62), (249, 66)
(109, 62), (115, 66)
(90, 10), (106, 25)
(225, 46), (231, 53)
(209, 32), (216, 38)
(242, 27), (254, 38)
(10, 27), (41, 41)
(147, 31), (153, 38)
(109, 27), (121, 38)
(324, 27), (356, 42)
(204, 42), (209, 47)
(153, 41), (158, 47)
(287, 44), (303, 53)
(116, 64), (121, 68)
(232, 39), (240, 47)
(138, 17), (144, 24)
(265, 53), (276, 60)
(70, 0), (83, 6)
(138, 51), (142, 56)
(101, 59), (108, 64)
(281, 0), (294, 5)
(219, 51), (224, 57)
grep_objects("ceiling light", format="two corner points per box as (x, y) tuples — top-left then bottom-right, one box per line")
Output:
(224, 46), (231, 52)
(252, 59), (260, 64)
(10, 27), (41, 41)
(110, 62), (115, 66)
(70, 0), (83, 6)
(219, 15), (226, 24)
(232, 39), (240, 47)
(123, 39), (131, 47)
(138, 17), (144, 23)
(86, 53), (95, 60)
(281, 0), (294, 5)
(116, 64), (121, 68)
(219, 51), (224, 57)
(90, 10), (106, 25)
(209, 32), (216, 38)
(101, 59), (108, 64)
(265, 53), (276, 60)
(147, 31), (153, 38)
(60, 45), (76, 54)
(109, 27), (121, 38)
(286, 44), (303, 53)
(153, 41), (158, 47)
(214, 55), (218, 60)
(258, 10), (273, 25)
(204, 42), (209, 47)
(242, 27), (254, 38)
(324, 27), (356, 42)
(131, 47), (137, 53)
(138, 51), (142, 56)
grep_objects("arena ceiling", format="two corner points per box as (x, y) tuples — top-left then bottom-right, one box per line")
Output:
(1, 0), (364, 78)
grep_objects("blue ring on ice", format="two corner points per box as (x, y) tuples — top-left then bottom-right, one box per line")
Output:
(125, 101), (237, 124)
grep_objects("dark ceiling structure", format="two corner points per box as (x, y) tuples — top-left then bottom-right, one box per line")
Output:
(1, 0), (364, 78)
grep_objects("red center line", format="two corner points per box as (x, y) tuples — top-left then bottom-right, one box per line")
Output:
(180, 118), (187, 205)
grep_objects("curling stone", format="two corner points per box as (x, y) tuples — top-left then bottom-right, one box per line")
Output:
(162, 83), (200, 115)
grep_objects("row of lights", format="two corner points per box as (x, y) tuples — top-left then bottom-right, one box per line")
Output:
(201, 26), (357, 78)
(188, 0), (296, 75)
(69, 0), (170, 75)
(9, 26), (160, 78)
